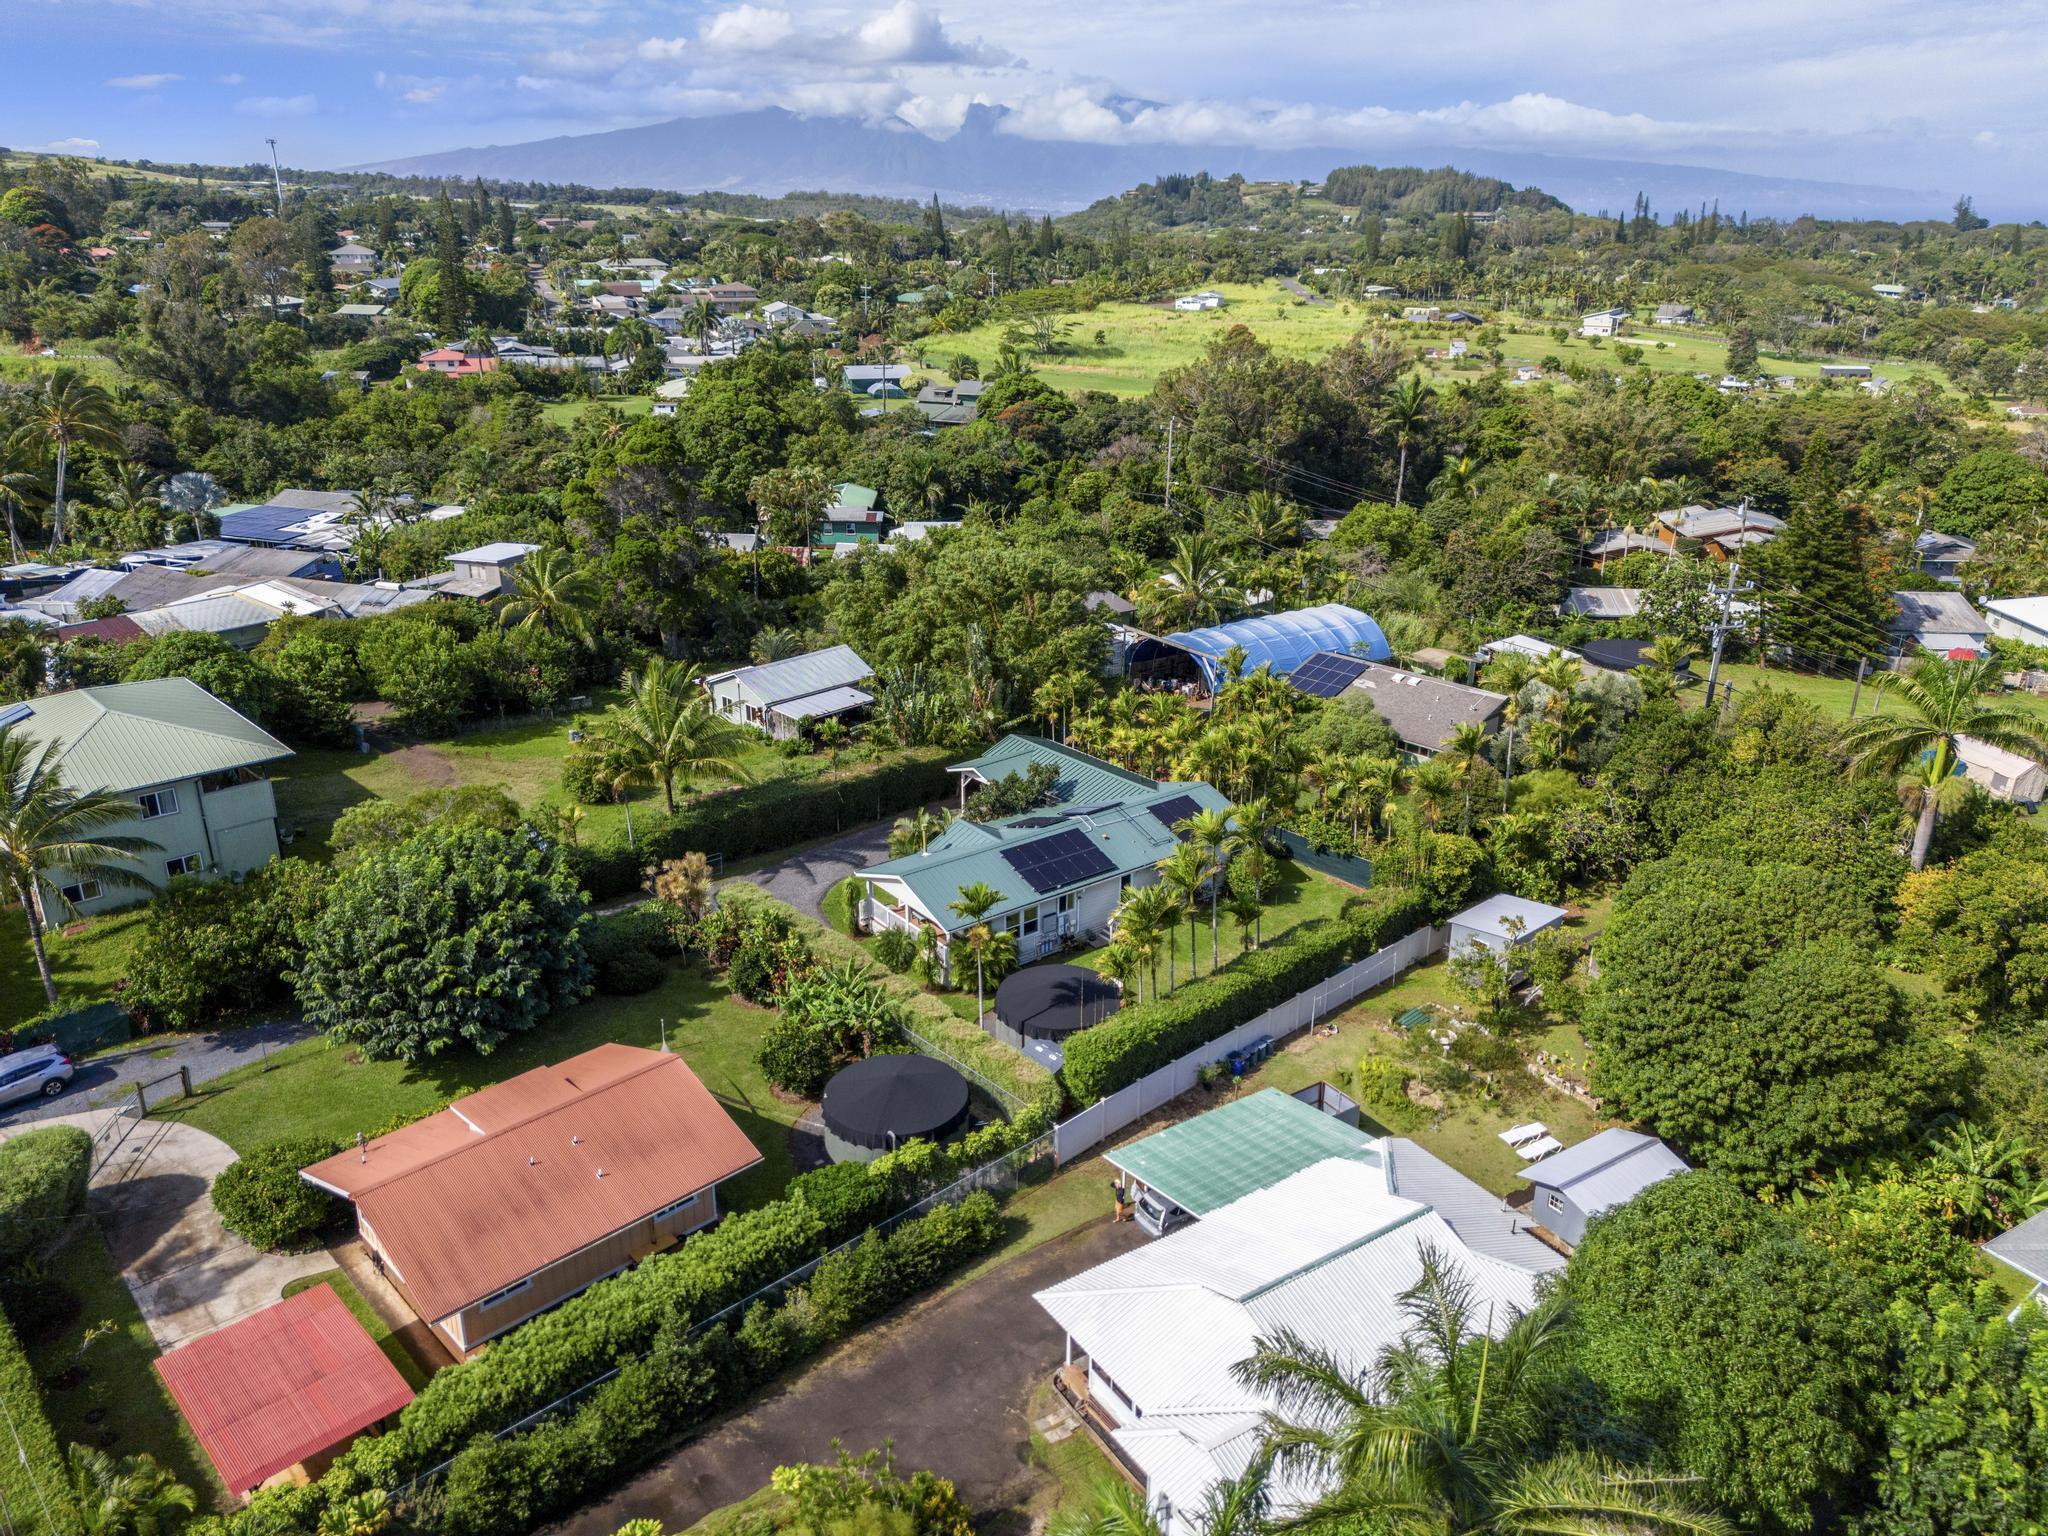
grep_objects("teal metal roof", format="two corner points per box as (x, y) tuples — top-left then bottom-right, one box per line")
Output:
(867, 741), (1228, 927)
(1107, 1089), (1381, 1215)
(2, 678), (291, 793)
(950, 736), (1157, 808)
(831, 482), (879, 512)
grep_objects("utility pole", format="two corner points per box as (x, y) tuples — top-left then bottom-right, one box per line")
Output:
(1163, 416), (1175, 514)
(1702, 498), (1750, 707)
(1848, 657), (1870, 717)
(265, 138), (285, 218)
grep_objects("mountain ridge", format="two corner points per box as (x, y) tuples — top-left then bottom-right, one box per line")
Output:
(358, 104), (1945, 222)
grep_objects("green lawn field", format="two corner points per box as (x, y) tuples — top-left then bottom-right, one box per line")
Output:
(1708, 662), (2048, 728)
(0, 907), (148, 1033)
(541, 393), (655, 425)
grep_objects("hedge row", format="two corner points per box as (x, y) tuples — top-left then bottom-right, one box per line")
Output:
(248, 1095), (1045, 1524)
(1059, 887), (1434, 1105)
(568, 749), (955, 899)
(0, 1308), (77, 1536)
(0, 1126), (92, 1267)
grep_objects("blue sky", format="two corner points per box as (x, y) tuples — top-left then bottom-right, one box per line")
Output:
(9, 0), (2048, 212)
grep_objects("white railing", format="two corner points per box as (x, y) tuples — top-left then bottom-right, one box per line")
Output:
(1051, 924), (1442, 1164)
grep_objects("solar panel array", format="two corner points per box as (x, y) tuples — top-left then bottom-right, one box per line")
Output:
(1001, 827), (1116, 894)
(1147, 794), (1203, 836)
(1289, 651), (1372, 698)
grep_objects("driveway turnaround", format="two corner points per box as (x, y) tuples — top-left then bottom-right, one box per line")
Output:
(552, 1216), (1145, 1536)
(0, 1015), (313, 1130)
(0, 1109), (331, 1350)
(731, 816), (903, 924)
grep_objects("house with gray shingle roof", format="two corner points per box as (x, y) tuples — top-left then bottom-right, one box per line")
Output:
(0, 679), (291, 917)
(861, 736), (1228, 972)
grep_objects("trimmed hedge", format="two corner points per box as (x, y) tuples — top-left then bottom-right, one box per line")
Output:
(0, 1126), (92, 1266)
(568, 750), (954, 900)
(0, 1307), (77, 1536)
(584, 906), (674, 996)
(1059, 887), (1433, 1105)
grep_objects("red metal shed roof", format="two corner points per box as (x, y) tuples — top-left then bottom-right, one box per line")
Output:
(155, 1284), (414, 1494)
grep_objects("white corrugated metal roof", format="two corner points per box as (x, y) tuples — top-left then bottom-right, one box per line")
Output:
(771, 684), (873, 720)
(1447, 893), (1568, 941)
(1518, 1128), (1688, 1219)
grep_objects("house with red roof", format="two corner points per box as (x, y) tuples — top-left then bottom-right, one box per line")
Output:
(301, 1045), (760, 1356)
(415, 345), (497, 376)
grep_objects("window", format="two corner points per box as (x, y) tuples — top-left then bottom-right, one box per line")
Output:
(476, 1277), (533, 1310)
(1020, 904), (1040, 937)
(165, 854), (201, 878)
(58, 880), (101, 905)
(1546, 1192), (1565, 1215)
(652, 1193), (699, 1220)
(1057, 893), (1077, 914)
(137, 787), (179, 819)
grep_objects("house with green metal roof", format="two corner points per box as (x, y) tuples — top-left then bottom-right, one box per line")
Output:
(859, 734), (1228, 971)
(0, 678), (292, 917)
(818, 482), (886, 546)
(1106, 1089), (1382, 1216)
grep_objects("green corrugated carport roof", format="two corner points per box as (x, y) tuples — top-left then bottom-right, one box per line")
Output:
(1107, 1089), (1380, 1215)
(0, 678), (291, 793)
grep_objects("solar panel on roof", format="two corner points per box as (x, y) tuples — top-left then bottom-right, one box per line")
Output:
(1289, 651), (1371, 698)
(1147, 794), (1202, 835)
(1001, 827), (1115, 894)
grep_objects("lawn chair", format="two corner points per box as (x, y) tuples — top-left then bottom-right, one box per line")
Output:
(1498, 1122), (1549, 1149)
(1516, 1134), (1565, 1162)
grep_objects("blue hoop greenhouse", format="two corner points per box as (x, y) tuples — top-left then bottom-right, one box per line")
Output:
(1125, 604), (1392, 692)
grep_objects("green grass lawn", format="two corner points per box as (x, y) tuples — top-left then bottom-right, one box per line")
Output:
(271, 706), (802, 860)
(1071, 863), (1361, 996)
(0, 907), (149, 1033)
(927, 281), (1378, 398)
(281, 1271), (432, 1390)
(158, 961), (801, 1210)
(24, 1224), (226, 1510)
(1245, 956), (1611, 1196)
(540, 394), (655, 426)
(1707, 662), (2048, 729)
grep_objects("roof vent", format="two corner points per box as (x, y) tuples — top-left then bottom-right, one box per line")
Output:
(571, 1135), (582, 1146)
(596, 1168), (606, 1178)
(528, 1156), (537, 1167)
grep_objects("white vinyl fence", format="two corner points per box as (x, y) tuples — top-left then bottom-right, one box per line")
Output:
(1052, 924), (1443, 1164)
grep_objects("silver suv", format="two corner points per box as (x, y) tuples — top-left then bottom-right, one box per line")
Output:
(1133, 1187), (1194, 1238)
(0, 1046), (74, 1109)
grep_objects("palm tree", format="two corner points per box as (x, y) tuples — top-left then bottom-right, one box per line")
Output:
(888, 807), (950, 857)
(498, 546), (599, 646)
(1228, 796), (1280, 944)
(66, 1445), (197, 1536)
(1158, 533), (1236, 629)
(1, 731), (164, 1005)
(1113, 884), (1178, 1003)
(1384, 372), (1431, 507)
(1840, 655), (2048, 869)
(1441, 722), (1489, 834)
(97, 460), (161, 521)
(1053, 1464), (1268, 1536)
(751, 626), (808, 663)
(1156, 841), (1211, 984)
(8, 368), (121, 547)
(1178, 806), (1238, 973)
(598, 660), (752, 814)
(947, 880), (1005, 1018)
(1236, 1250), (1730, 1536)
(0, 445), (48, 559)
(689, 298), (720, 345)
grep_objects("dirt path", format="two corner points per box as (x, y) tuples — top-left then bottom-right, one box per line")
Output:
(550, 1216), (1143, 1535)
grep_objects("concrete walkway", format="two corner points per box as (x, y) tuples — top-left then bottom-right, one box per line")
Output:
(552, 1216), (1145, 1536)
(1, 1109), (331, 1350)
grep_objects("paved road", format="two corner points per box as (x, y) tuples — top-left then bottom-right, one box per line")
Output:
(553, 1216), (1144, 1536)
(0, 1015), (313, 1130)
(730, 817), (903, 923)
(1278, 277), (1332, 306)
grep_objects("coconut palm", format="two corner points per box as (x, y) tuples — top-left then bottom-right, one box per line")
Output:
(8, 367), (121, 547)
(1441, 721), (1490, 834)
(1237, 1249), (1730, 1536)
(1, 730), (164, 1005)
(1157, 533), (1236, 629)
(0, 445), (48, 559)
(66, 1445), (197, 1536)
(689, 298), (720, 345)
(498, 546), (599, 645)
(751, 626), (808, 663)
(1178, 806), (1238, 973)
(1385, 372), (1431, 507)
(1839, 655), (2048, 869)
(597, 660), (752, 814)
(947, 880), (1006, 1018)
(1053, 1463), (1268, 1536)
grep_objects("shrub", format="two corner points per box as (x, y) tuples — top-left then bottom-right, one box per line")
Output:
(560, 747), (612, 806)
(585, 907), (672, 996)
(0, 1308), (74, 1536)
(0, 1263), (81, 1341)
(872, 928), (918, 974)
(0, 1125), (92, 1265)
(1353, 1053), (1411, 1103)
(125, 860), (329, 1032)
(787, 1162), (899, 1244)
(211, 1137), (345, 1252)
(1060, 888), (1431, 1104)
(756, 1015), (835, 1097)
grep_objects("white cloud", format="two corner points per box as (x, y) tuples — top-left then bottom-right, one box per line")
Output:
(237, 94), (319, 116)
(700, 5), (795, 52)
(24, 137), (101, 155)
(637, 36), (689, 61)
(216, 72), (246, 85)
(106, 72), (181, 89)
(854, 1), (1016, 65)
